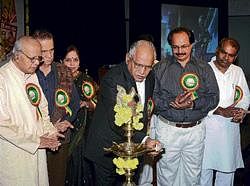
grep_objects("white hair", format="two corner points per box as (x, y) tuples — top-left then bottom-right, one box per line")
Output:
(127, 40), (157, 60)
(12, 38), (22, 54)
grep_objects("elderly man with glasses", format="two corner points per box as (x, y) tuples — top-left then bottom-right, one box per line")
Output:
(0, 36), (63, 186)
(85, 40), (161, 186)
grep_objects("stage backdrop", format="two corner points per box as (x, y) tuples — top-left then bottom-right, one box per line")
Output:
(0, 0), (25, 66)
(161, 4), (218, 62)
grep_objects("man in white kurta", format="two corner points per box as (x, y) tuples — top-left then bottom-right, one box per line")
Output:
(0, 36), (61, 186)
(201, 38), (250, 186)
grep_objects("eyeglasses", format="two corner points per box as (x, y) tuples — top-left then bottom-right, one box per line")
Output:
(18, 50), (43, 63)
(64, 57), (79, 63)
(171, 44), (191, 51)
(218, 48), (237, 58)
(131, 58), (153, 71)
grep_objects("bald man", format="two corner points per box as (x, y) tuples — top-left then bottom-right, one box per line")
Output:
(0, 36), (62, 186)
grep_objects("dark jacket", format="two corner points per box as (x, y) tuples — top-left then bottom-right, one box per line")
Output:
(85, 62), (155, 170)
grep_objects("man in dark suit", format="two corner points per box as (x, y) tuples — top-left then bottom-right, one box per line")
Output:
(85, 40), (161, 185)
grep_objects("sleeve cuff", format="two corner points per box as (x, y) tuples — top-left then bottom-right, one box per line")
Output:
(141, 135), (149, 144)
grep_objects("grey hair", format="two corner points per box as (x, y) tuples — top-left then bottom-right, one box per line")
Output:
(12, 39), (22, 55)
(127, 40), (157, 60)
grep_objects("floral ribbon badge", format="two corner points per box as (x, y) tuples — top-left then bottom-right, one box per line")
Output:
(234, 85), (243, 103)
(82, 81), (95, 100)
(147, 97), (154, 117)
(180, 72), (200, 100)
(55, 89), (72, 116)
(146, 97), (155, 136)
(230, 85), (243, 107)
(26, 83), (42, 119)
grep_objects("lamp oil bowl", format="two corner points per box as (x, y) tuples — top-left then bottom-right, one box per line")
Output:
(104, 120), (155, 157)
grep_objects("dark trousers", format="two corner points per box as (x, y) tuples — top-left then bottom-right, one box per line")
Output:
(90, 160), (142, 186)
(47, 144), (69, 186)
(65, 148), (94, 186)
(90, 161), (123, 186)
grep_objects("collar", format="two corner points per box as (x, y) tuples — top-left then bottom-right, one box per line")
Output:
(10, 60), (32, 80)
(169, 56), (197, 67)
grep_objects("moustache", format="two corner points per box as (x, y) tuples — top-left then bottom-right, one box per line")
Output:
(175, 53), (186, 56)
(217, 59), (228, 64)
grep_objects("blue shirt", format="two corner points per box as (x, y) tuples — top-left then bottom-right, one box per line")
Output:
(36, 63), (80, 123)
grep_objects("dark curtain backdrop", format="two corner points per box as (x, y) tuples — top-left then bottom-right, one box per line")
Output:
(29, 0), (126, 81)
(28, 0), (228, 81)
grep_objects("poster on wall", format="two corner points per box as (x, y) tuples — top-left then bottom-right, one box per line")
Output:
(0, 0), (25, 66)
(161, 4), (218, 62)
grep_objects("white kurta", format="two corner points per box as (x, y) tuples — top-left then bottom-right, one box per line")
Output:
(0, 61), (57, 186)
(202, 59), (250, 172)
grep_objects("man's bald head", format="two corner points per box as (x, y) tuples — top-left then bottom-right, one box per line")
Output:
(12, 36), (42, 74)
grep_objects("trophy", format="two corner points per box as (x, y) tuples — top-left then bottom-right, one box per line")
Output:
(104, 85), (155, 186)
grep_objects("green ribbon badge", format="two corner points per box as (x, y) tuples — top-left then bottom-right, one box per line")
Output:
(234, 85), (243, 104)
(146, 97), (155, 136)
(180, 72), (200, 100)
(26, 83), (42, 119)
(82, 81), (95, 100)
(55, 89), (72, 116)
(147, 97), (155, 117)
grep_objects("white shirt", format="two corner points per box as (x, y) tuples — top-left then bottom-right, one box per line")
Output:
(136, 80), (145, 106)
(202, 57), (250, 172)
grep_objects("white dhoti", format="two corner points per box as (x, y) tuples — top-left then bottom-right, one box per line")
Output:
(200, 115), (243, 186)
(202, 115), (243, 172)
